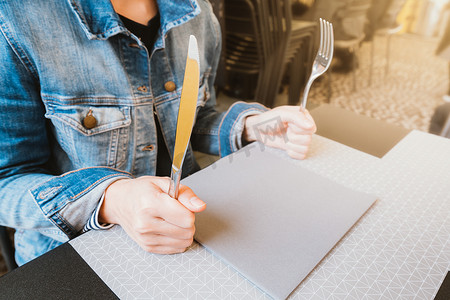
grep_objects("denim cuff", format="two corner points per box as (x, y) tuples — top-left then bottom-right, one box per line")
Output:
(218, 101), (268, 157)
(29, 167), (133, 239)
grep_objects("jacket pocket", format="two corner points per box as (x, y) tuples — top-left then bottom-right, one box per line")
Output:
(45, 104), (131, 168)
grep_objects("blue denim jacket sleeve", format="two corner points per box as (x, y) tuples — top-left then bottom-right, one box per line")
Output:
(0, 32), (132, 242)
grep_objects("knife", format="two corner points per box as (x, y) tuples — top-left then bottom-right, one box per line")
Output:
(168, 35), (200, 200)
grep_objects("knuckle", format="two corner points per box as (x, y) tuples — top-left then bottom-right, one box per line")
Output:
(142, 244), (157, 253)
(182, 227), (195, 239)
(173, 248), (186, 254)
(286, 149), (295, 157)
(143, 239), (157, 248)
(178, 212), (195, 228)
(287, 149), (305, 160)
(135, 231), (158, 246)
(181, 238), (193, 249)
(189, 225), (196, 236)
(136, 204), (154, 218)
(133, 220), (148, 234)
(303, 135), (312, 144)
(153, 190), (166, 202)
(184, 214), (195, 228)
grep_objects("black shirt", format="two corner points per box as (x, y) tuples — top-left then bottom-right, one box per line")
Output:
(119, 13), (172, 177)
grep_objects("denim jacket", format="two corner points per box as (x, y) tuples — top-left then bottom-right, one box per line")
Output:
(0, 0), (266, 265)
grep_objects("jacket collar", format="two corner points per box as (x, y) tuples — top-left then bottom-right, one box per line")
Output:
(68, 0), (201, 40)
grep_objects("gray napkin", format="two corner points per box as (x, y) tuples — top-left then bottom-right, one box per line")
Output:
(182, 143), (376, 299)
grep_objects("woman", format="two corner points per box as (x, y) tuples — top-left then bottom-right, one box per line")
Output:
(0, 0), (316, 265)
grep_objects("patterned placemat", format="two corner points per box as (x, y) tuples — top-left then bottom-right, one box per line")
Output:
(288, 131), (450, 299)
(70, 132), (450, 299)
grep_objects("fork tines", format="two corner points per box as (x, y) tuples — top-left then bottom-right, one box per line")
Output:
(319, 18), (333, 60)
(299, 18), (334, 110)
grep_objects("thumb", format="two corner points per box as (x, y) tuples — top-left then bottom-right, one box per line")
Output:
(177, 184), (206, 213)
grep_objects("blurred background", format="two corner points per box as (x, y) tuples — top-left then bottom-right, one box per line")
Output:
(212, 0), (450, 134)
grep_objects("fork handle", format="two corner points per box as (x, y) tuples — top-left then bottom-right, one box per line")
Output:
(300, 79), (313, 110)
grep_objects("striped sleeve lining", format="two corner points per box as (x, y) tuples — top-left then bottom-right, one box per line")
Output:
(82, 193), (114, 233)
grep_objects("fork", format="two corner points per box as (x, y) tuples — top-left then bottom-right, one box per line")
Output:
(300, 18), (334, 110)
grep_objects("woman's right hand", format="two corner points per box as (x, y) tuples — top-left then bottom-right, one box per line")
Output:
(99, 176), (206, 254)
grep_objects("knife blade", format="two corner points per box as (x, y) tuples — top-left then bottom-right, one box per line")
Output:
(168, 35), (200, 200)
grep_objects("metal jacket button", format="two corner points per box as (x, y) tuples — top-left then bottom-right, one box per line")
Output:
(164, 81), (176, 92)
(142, 145), (155, 151)
(83, 110), (97, 129)
(137, 85), (148, 92)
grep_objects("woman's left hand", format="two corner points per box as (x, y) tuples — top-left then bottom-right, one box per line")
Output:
(243, 106), (317, 160)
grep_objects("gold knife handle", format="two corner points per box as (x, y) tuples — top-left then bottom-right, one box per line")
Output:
(169, 166), (181, 199)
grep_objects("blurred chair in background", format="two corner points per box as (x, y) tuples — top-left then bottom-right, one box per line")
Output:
(430, 4), (450, 139)
(435, 2), (450, 102)
(304, 0), (370, 74)
(332, 0), (372, 91)
(429, 103), (450, 138)
(304, 0), (371, 94)
(441, 116), (450, 138)
(367, 0), (407, 85)
(223, 0), (317, 107)
(223, 0), (264, 100)
(270, 0), (317, 106)
(291, 0), (315, 18)
(365, 0), (406, 41)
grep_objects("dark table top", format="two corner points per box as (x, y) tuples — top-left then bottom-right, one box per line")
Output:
(0, 243), (117, 300)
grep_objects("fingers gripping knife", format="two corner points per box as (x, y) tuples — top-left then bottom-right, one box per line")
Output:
(168, 35), (200, 199)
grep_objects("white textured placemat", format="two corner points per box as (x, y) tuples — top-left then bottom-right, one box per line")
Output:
(70, 132), (450, 299)
(289, 131), (450, 300)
